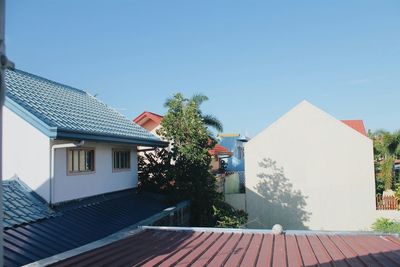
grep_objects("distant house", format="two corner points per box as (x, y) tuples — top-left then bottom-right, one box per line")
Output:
(219, 133), (249, 172)
(133, 111), (232, 173)
(3, 68), (166, 205)
(245, 101), (377, 231)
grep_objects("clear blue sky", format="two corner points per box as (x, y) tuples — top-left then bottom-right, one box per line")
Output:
(6, 1), (400, 137)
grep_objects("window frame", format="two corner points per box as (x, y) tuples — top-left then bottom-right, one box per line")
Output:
(112, 148), (131, 172)
(67, 147), (96, 176)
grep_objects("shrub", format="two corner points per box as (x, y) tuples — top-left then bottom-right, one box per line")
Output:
(372, 218), (400, 233)
(213, 201), (248, 228)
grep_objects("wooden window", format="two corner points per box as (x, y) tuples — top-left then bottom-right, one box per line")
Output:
(68, 148), (95, 174)
(113, 149), (131, 171)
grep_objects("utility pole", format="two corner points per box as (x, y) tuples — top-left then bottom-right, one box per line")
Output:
(0, 0), (6, 265)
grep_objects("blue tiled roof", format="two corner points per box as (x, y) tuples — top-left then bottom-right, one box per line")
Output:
(3, 178), (55, 228)
(3, 189), (168, 267)
(4, 68), (166, 146)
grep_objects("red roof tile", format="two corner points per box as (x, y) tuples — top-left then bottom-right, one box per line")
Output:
(341, 120), (367, 136)
(209, 143), (232, 156)
(50, 227), (400, 267)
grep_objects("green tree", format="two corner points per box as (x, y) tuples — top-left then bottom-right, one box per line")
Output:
(139, 93), (246, 227)
(164, 93), (224, 133)
(370, 130), (400, 191)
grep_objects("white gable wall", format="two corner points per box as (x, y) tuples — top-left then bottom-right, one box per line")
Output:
(245, 101), (376, 231)
(52, 141), (138, 203)
(2, 106), (51, 201)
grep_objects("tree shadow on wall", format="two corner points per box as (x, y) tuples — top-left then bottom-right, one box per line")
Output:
(249, 158), (311, 230)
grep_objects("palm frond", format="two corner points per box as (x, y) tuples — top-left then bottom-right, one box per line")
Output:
(190, 94), (209, 106)
(202, 114), (223, 132)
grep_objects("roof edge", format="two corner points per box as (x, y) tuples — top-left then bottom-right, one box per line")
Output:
(4, 97), (57, 138)
(56, 130), (168, 147)
(141, 226), (400, 237)
(133, 111), (163, 124)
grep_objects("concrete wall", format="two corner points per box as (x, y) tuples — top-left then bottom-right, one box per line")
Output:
(245, 101), (377, 231)
(2, 106), (51, 201)
(52, 141), (138, 203)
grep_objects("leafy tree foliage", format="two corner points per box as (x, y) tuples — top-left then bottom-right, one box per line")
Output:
(139, 93), (247, 227)
(372, 218), (400, 233)
(370, 130), (400, 191)
(213, 201), (248, 228)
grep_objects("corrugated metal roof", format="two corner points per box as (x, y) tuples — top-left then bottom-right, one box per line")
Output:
(49, 227), (400, 267)
(5, 68), (165, 146)
(3, 190), (168, 267)
(3, 178), (55, 228)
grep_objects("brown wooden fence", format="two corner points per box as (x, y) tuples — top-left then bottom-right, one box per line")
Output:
(376, 195), (400, 210)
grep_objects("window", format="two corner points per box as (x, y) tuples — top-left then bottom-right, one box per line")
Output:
(68, 148), (95, 174)
(113, 149), (131, 171)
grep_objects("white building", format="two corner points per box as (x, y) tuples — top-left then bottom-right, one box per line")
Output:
(245, 101), (377, 231)
(3, 68), (166, 204)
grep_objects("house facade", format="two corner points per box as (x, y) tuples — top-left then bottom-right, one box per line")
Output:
(219, 133), (248, 172)
(3, 68), (166, 204)
(245, 101), (377, 231)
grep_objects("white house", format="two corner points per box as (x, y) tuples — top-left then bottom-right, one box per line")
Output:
(3, 68), (166, 204)
(245, 100), (377, 231)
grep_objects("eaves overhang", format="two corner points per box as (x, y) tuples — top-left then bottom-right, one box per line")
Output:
(5, 97), (168, 147)
(56, 130), (169, 147)
(4, 97), (57, 138)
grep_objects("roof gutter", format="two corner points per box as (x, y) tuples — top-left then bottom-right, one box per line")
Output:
(56, 130), (168, 147)
(50, 141), (84, 205)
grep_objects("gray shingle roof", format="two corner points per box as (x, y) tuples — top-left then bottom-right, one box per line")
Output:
(3, 178), (55, 228)
(4, 68), (165, 146)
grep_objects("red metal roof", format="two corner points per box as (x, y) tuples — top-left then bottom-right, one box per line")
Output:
(50, 227), (400, 266)
(341, 120), (367, 136)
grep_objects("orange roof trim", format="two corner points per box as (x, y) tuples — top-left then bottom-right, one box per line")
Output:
(133, 111), (163, 125)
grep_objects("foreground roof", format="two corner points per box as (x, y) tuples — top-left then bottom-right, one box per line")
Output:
(3, 189), (168, 267)
(45, 227), (400, 267)
(3, 178), (55, 228)
(5, 68), (165, 146)
(341, 120), (367, 137)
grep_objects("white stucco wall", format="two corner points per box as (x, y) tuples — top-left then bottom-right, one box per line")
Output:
(245, 101), (377, 231)
(52, 141), (138, 203)
(2, 106), (51, 201)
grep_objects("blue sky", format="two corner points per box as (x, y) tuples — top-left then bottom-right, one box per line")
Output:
(6, 1), (400, 137)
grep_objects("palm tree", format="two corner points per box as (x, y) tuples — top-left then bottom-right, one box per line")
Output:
(164, 93), (223, 133)
(371, 130), (400, 191)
